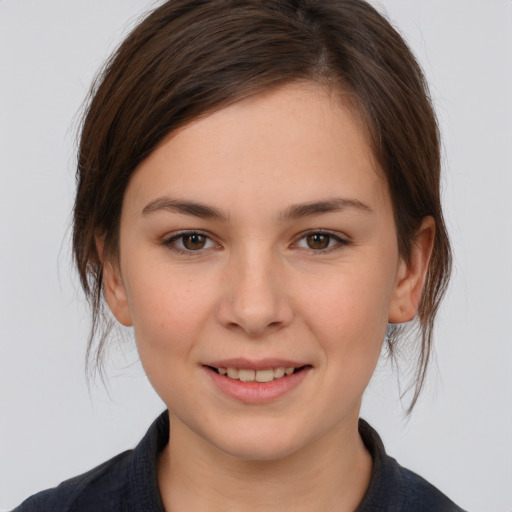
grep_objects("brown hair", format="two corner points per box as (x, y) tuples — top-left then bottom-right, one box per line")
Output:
(73, 0), (451, 412)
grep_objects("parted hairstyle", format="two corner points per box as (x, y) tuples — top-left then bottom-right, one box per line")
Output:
(73, 0), (452, 412)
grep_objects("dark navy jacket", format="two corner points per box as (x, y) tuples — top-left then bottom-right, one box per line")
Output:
(13, 411), (466, 511)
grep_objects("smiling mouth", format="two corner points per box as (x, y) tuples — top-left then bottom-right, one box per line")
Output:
(207, 366), (309, 383)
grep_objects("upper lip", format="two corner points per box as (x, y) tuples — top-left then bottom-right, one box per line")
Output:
(204, 358), (309, 370)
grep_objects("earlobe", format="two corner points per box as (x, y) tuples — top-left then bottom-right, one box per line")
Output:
(96, 237), (133, 327)
(388, 217), (435, 323)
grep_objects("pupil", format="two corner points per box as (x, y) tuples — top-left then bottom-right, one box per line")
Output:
(307, 234), (329, 249)
(184, 234), (205, 250)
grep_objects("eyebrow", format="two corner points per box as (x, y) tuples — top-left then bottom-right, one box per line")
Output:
(278, 197), (373, 220)
(142, 197), (228, 220)
(141, 196), (372, 221)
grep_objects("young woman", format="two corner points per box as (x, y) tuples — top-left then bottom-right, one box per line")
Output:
(14, 0), (465, 510)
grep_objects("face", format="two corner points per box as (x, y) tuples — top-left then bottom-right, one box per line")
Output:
(103, 81), (428, 461)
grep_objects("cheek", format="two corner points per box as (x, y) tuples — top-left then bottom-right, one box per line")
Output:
(307, 277), (391, 410)
(303, 265), (394, 332)
(298, 262), (394, 370)
(125, 266), (218, 360)
(125, 269), (219, 408)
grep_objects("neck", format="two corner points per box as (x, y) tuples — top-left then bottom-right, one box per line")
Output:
(158, 413), (372, 512)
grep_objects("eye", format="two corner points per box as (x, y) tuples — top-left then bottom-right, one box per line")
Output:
(293, 231), (348, 252)
(162, 231), (218, 255)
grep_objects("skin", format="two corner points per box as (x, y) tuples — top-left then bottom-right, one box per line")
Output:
(100, 81), (434, 511)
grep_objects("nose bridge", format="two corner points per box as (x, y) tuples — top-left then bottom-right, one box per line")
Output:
(216, 240), (292, 336)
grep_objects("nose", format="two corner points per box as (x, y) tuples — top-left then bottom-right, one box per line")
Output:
(215, 246), (294, 337)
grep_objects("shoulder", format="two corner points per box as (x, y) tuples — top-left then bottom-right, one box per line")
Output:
(12, 412), (169, 512)
(357, 419), (466, 512)
(396, 465), (466, 512)
(12, 450), (133, 512)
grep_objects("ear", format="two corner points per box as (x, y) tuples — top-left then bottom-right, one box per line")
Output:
(388, 217), (435, 323)
(96, 236), (133, 327)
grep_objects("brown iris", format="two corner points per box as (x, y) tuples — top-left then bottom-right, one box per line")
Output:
(306, 233), (331, 250)
(182, 233), (207, 250)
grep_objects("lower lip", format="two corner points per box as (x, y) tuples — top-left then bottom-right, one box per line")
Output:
(205, 367), (311, 404)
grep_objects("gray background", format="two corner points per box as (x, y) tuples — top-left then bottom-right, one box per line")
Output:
(0, 1), (510, 510)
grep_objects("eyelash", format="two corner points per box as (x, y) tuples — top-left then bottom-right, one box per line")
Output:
(161, 230), (350, 256)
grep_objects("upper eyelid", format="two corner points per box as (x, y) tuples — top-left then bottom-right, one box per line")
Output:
(164, 229), (215, 241)
(292, 229), (348, 244)
(163, 228), (345, 239)
(294, 229), (345, 239)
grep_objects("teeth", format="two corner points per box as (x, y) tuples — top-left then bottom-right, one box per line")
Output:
(216, 366), (297, 382)
(255, 369), (274, 383)
(227, 368), (239, 379)
(274, 367), (285, 378)
(238, 369), (255, 382)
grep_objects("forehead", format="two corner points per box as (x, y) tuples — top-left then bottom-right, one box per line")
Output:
(124, 81), (388, 219)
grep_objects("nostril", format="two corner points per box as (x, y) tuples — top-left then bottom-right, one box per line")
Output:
(215, 291), (293, 337)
